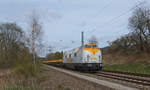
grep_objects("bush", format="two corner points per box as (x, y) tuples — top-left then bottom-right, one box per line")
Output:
(0, 23), (42, 77)
(16, 57), (41, 78)
(12, 48), (42, 78)
(14, 63), (41, 78)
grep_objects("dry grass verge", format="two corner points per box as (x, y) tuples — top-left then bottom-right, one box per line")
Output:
(103, 53), (150, 65)
(103, 53), (150, 74)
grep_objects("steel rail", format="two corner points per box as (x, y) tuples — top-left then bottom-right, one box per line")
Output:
(97, 72), (150, 86)
(101, 70), (150, 77)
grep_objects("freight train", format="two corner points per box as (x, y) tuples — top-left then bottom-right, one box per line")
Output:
(43, 43), (103, 71)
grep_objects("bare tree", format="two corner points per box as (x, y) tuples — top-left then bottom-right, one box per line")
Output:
(0, 23), (25, 67)
(107, 6), (150, 54)
(129, 6), (150, 52)
(29, 11), (43, 64)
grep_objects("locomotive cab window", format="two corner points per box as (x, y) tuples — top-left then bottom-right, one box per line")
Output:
(84, 45), (91, 48)
(74, 53), (77, 57)
(93, 45), (98, 48)
(69, 54), (71, 58)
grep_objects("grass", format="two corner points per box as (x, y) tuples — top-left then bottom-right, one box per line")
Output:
(3, 75), (42, 90)
(13, 62), (42, 78)
(0, 60), (43, 90)
(103, 61), (150, 74)
(58, 84), (71, 90)
(4, 84), (41, 90)
(4, 87), (40, 90)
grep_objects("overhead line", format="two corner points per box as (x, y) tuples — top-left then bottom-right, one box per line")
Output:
(87, 0), (145, 34)
(82, 0), (114, 32)
(83, 1), (145, 45)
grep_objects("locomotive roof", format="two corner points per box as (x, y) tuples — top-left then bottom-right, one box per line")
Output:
(64, 43), (99, 53)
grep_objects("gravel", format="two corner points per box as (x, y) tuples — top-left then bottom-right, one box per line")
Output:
(0, 65), (141, 90)
(40, 66), (113, 90)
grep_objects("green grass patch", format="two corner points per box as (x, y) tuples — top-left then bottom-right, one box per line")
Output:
(103, 61), (150, 74)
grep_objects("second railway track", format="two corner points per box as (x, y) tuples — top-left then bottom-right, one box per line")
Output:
(94, 70), (150, 89)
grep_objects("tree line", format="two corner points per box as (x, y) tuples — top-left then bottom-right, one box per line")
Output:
(107, 6), (150, 54)
(0, 12), (43, 77)
(46, 51), (63, 60)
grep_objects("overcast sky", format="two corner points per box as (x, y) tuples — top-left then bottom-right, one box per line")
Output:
(0, 0), (150, 53)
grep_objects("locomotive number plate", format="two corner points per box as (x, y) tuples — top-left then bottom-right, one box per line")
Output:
(91, 57), (96, 60)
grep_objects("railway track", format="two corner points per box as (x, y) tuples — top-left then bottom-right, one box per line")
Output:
(96, 70), (150, 89)
(101, 70), (150, 78)
(46, 65), (150, 89)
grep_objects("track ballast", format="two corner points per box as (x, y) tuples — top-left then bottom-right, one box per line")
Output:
(95, 70), (150, 89)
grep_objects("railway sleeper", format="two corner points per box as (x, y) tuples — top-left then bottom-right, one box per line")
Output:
(97, 73), (150, 86)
